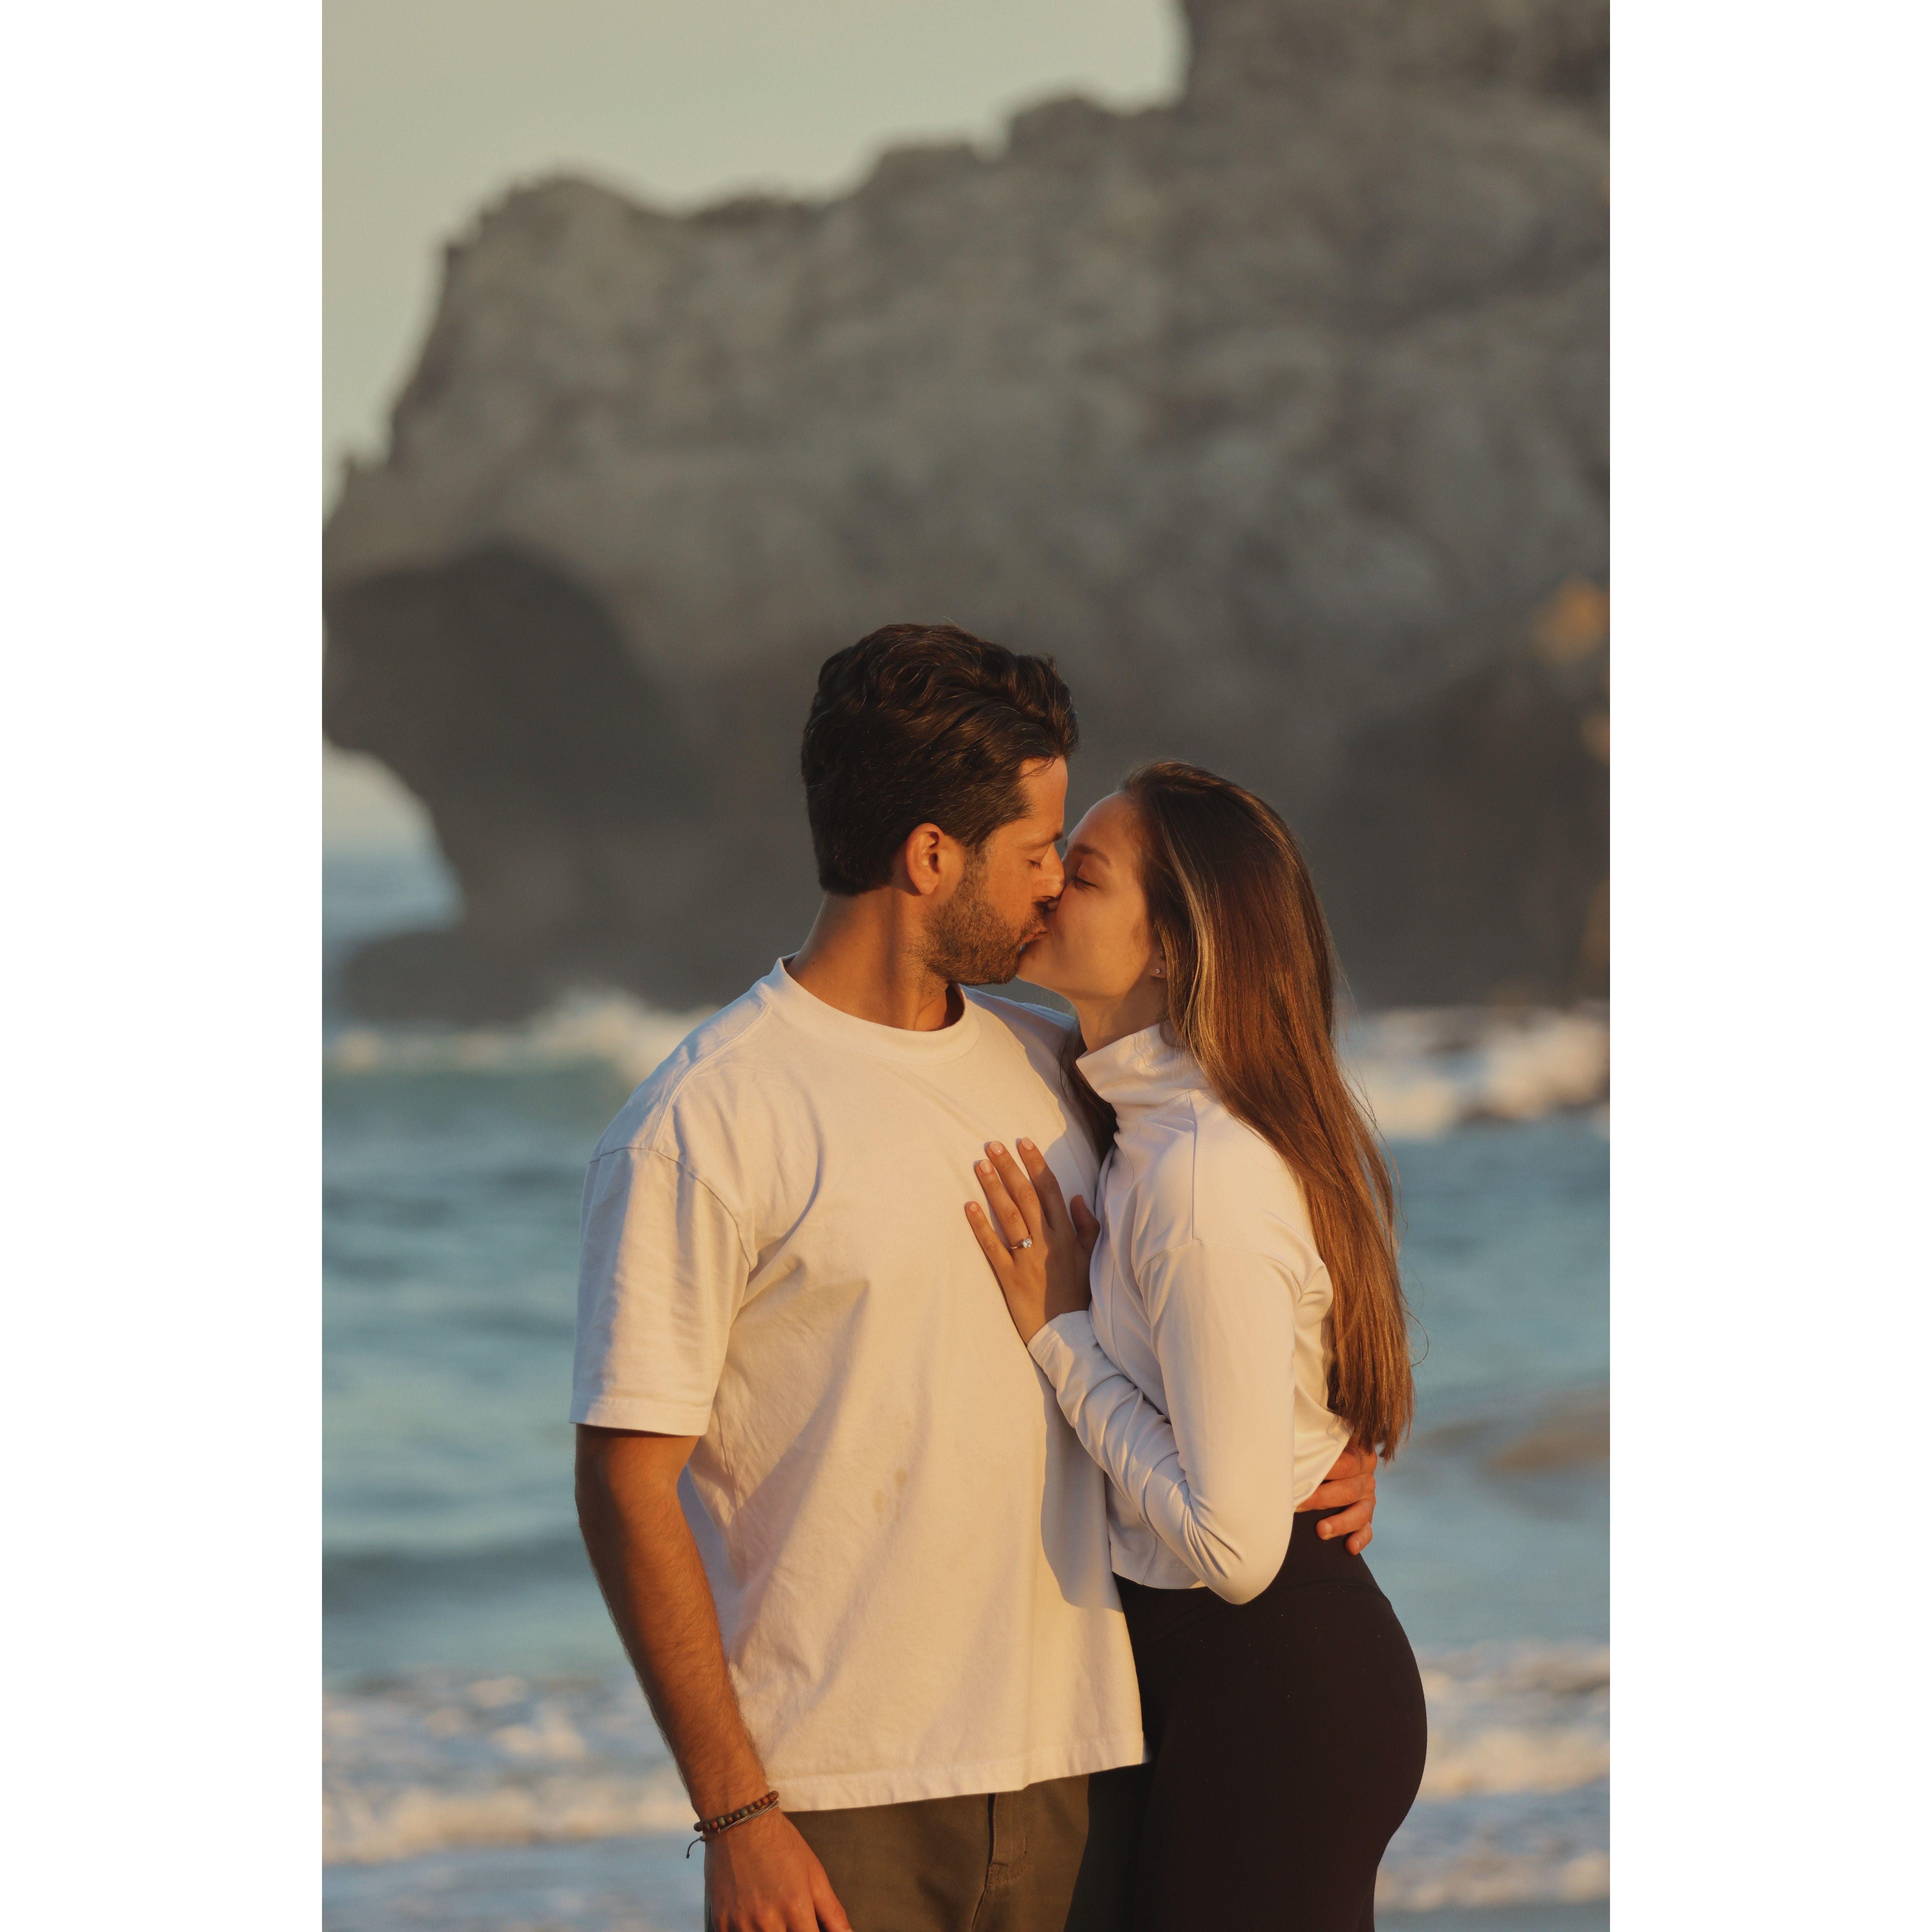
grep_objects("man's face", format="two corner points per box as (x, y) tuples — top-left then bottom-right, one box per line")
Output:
(923, 757), (1068, 987)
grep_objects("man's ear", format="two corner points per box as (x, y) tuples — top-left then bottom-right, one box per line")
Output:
(897, 823), (950, 899)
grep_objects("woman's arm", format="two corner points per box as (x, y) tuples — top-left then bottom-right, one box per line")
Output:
(1027, 1244), (1299, 1604)
(965, 1140), (1302, 1604)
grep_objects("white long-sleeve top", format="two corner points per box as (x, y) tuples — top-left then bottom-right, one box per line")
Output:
(1026, 1024), (1353, 1604)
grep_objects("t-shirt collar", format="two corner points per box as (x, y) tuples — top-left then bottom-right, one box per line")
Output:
(760, 959), (985, 1063)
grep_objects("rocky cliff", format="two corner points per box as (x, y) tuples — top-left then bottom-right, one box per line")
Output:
(324, 0), (1608, 1020)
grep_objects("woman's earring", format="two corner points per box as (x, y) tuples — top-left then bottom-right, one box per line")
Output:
(1152, 963), (1164, 979)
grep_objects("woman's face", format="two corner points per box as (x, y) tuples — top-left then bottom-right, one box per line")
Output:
(1018, 792), (1159, 1003)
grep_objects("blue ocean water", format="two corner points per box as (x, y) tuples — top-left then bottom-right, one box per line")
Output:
(323, 848), (1608, 1929)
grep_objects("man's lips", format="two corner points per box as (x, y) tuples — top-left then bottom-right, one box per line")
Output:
(1018, 900), (1060, 950)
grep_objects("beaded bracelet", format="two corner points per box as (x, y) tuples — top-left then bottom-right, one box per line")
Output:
(686, 1789), (781, 1858)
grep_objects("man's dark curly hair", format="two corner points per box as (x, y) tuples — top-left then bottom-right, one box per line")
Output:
(800, 623), (1080, 895)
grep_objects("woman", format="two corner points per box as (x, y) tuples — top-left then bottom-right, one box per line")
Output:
(964, 760), (1427, 1932)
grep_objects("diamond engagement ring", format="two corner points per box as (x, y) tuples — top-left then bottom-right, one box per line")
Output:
(1015, 1237), (1034, 1250)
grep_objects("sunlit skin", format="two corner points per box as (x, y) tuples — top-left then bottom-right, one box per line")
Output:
(965, 790), (1379, 1551)
(1019, 790), (1167, 1051)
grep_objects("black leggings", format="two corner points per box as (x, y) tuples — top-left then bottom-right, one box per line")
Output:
(1115, 1509), (1427, 1931)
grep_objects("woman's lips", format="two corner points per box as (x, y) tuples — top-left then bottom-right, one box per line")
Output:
(1024, 901), (1066, 947)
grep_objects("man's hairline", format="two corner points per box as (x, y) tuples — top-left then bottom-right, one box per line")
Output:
(980, 754), (1066, 856)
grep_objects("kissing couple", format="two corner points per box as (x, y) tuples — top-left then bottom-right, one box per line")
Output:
(574, 623), (1427, 1931)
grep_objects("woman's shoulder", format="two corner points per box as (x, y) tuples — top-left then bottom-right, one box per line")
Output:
(1127, 1088), (1312, 1257)
(1141, 1089), (1314, 1268)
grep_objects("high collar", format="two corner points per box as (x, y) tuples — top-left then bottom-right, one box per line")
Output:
(1076, 1023), (1208, 1120)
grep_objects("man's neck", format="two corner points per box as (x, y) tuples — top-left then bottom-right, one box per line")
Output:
(787, 893), (960, 1032)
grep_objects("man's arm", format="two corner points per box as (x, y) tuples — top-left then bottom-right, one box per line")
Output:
(1295, 1442), (1379, 1554)
(575, 1426), (850, 1932)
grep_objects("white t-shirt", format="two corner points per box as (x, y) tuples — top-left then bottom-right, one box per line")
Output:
(571, 961), (1145, 1811)
(1027, 1024), (1353, 1603)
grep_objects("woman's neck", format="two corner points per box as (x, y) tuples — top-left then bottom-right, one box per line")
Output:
(1067, 980), (1169, 1055)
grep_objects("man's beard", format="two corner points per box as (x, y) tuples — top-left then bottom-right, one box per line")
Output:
(924, 856), (1043, 988)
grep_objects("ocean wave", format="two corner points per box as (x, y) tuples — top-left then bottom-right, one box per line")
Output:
(326, 989), (1608, 1137)
(324, 1669), (687, 1865)
(325, 1643), (1608, 1890)
(1413, 1642), (1609, 1800)
(327, 990), (714, 1089)
(1343, 1005), (1610, 1139)
(327, 1771), (693, 1868)
(1378, 1783), (1610, 1913)
(1378, 1642), (1608, 1910)
(322, 1829), (704, 1932)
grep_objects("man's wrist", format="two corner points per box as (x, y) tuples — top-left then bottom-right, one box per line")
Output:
(695, 1789), (782, 1839)
(688, 1766), (774, 1820)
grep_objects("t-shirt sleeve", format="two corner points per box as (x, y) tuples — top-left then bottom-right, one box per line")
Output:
(1027, 1241), (1298, 1604)
(571, 1143), (753, 1435)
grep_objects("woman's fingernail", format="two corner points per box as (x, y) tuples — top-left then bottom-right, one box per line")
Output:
(1019, 1138), (1036, 1151)
(988, 1142), (1006, 1156)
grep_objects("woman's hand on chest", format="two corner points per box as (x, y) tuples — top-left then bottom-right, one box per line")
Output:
(964, 1137), (1100, 1344)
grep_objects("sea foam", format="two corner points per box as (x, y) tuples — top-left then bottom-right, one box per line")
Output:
(327, 989), (711, 1088)
(1343, 1005), (1610, 1139)
(326, 990), (1608, 1139)
(326, 1644), (1609, 1907)
(324, 1670), (689, 1865)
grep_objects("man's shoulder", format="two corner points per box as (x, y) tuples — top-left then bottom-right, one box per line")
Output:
(964, 991), (1098, 1165)
(590, 979), (782, 1162)
(965, 988), (1079, 1060)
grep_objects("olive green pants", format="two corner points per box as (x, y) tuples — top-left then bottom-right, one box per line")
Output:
(785, 1765), (1147, 1932)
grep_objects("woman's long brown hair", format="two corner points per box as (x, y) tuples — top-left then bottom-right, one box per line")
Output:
(1062, 761), (1416, 1457)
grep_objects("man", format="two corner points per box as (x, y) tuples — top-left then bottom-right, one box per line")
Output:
(573, 624), (1378, 1932)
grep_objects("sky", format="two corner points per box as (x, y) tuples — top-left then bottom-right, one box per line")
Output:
(323, 0), (1182, 849)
